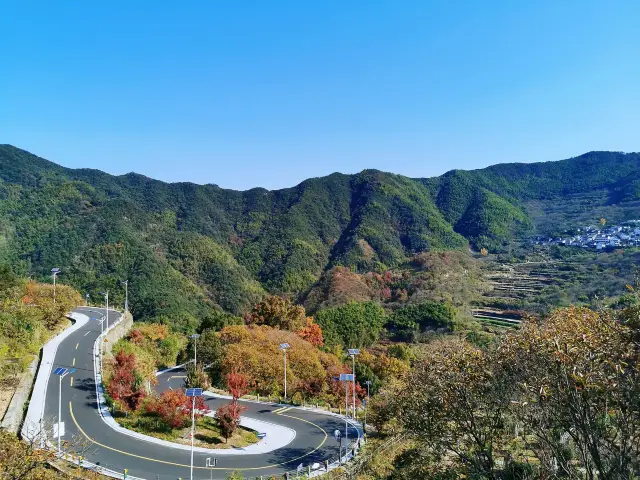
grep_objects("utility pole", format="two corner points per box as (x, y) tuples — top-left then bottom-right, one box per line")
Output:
(279, 343), (290, 400)
(339, 373), (354, 461)
(191, 334), (200, 372)
(51, 268), (60, 304)
(100, 291), (109, 330)
(348, 349), (360, 419)
(121, 280), (129, 312)
(364, 380), (372, 434)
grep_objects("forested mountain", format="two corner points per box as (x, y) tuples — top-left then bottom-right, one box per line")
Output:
(0, 145), (638, 328)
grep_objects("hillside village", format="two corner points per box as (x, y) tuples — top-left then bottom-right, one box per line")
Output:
(532, 221), (640, 250)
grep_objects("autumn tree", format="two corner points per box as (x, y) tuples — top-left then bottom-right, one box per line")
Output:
(499, 306), (640, 479)
(244, 296), (307, 331)
(106, 351), (147, 411)
(393, 338), (513, 478)
(215, 402), (246, 442)
(296, 317), (324, 346)
(185, 362), (210, 389)
(226, 371), (248, 402)
(146, 389), (209, 429)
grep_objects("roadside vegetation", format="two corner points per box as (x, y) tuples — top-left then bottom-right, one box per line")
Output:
(0, 265), (82, 419)
(366, 295), (640, 479)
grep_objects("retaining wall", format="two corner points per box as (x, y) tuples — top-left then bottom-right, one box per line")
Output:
(103, 311), (133, 357)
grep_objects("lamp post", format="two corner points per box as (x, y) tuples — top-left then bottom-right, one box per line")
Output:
(348, 349), (360, 419)
(186, 388), (203, 480)
(279, 343), (290, 400)
(51, 268), (61, 304)
(190, 334), (201, 369)
(100, 291), (109, 330)
(85, 293), (89, 306)
(53, 367), (75, 453)
(363, 380), (372, 433)
(339, 373), (354, 461)
(120, 280), (129, 312)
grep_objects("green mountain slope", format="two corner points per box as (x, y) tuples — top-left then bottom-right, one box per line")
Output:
(0, 145), (638, 327)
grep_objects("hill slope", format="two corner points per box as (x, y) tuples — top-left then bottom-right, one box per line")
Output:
(0, 145), (637, 327)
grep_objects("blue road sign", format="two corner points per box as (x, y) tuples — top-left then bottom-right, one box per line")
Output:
(339, 373), (354, 381)
(53, 367), (68, 376)
(185, 388), (203, 397)
(347, 348), (360, 355)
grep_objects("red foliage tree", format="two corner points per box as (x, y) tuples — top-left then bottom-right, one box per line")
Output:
(296, 318), (324, 347)
(226, 371), (248, 403)
(215, 402), (246, 442)
(107, 351), (146, 411)
(145, 389), (209, 429)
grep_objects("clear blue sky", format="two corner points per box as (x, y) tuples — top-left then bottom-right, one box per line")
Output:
(2, 1), (639, 190)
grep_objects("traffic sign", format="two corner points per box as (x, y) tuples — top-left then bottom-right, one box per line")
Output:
(339, 373), (354, 381)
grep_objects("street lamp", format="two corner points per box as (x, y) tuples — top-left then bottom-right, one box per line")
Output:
(51, 268), (61, 304)
(53, 367), (75, 453)
(279, 343), (290, 400)
(186, 388), (203, 480)
(339, 373), (354, 461)
(348, 349), (360, 419)
(99, 291), (109, 330)
(120, 280), (129, 312)
(85, 293), (89, 306)
(363, 380), (372, 433)
(190, 334), (201, 369)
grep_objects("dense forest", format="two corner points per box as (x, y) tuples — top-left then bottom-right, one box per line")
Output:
(0, 145), (639, 328)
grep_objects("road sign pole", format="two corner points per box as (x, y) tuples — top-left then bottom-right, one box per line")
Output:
(58, 373), (62, 453)
(352, 355), (356, 419)
(284, 349), (287, 400)
(190, 395), (195, 480)
(345, 379), (348, 458)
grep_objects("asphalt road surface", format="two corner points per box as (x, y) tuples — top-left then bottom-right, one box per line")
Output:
(43, 307), (359, 479)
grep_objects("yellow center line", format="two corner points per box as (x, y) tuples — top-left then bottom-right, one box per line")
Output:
(69, 402), (328, 470)
(75, 343), (79, 350)
(70, 377), (74, 387)
(72, 358), (76, 366)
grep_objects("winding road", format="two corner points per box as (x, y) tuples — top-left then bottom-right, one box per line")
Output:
(41, 307), (360, 479)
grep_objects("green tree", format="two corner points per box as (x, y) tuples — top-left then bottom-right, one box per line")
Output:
(315, 301), (386, 348)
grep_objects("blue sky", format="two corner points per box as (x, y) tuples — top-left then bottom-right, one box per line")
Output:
(2, 1), (639, 190)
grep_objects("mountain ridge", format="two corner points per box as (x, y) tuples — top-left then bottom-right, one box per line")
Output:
(0, 144), (638, 328)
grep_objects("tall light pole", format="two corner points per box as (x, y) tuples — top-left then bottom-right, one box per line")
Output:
(120, 280), (129, 312)
(364, 380), (372, 433)
(191, 334), (201, 369)
(279, 343), (290, 400)
(51, 268), (61, 304)
(53, 367), (75, 453)
(348, 349), (360, 419)
(186, 388), (203, 480)
(339, 373), (354, 459)
(100, 291), (109, 330)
